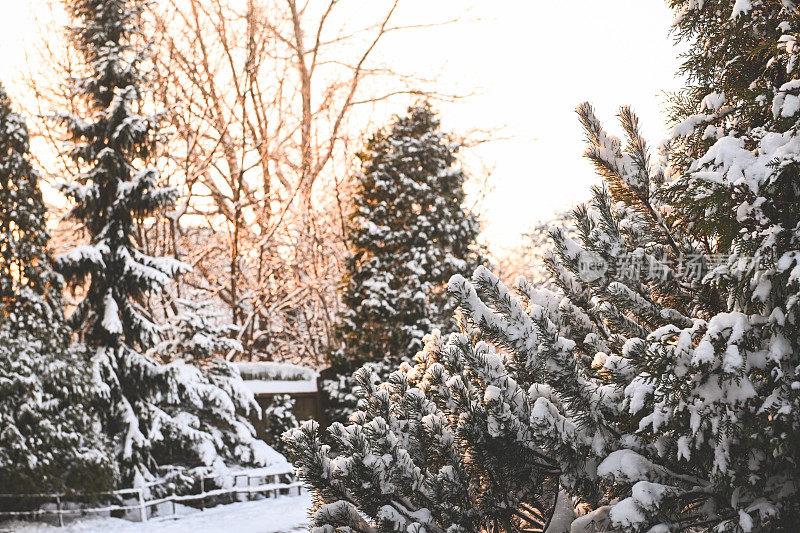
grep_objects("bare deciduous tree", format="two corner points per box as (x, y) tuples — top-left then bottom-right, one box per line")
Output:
(20, 0), (469, 366)
(150, 0), (454, 363)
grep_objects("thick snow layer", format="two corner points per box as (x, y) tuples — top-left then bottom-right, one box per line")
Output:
(243, 380), (318, 395)
(234, 362), (318, 382)
(597, 449), (656, 483)
(730, 0), (752, 18)
(5, 491), (312, 533)
(234, 362), (319, 395)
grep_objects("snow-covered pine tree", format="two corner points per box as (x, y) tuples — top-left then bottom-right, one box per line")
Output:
(287, 329), (564, 533)
(326, 103), (484, 421)
(0, 83), (115, 495)
(54, 0), (273, 484)
(286, 3), (800, 530)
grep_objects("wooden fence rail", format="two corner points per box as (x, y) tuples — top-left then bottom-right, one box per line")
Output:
(0, 466), (301, 527)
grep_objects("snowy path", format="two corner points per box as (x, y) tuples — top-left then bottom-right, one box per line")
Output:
(3, 491), (312, 533)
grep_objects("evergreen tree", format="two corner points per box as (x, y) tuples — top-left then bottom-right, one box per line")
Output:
(326, 103), (484, 420)
(338, 103), (483, 367)
(286, 3), (800, 531)
(54, 0), (273, 484)
(0, 83), (115, 494)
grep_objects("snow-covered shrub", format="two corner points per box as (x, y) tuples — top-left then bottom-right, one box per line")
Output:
(264, 395), (299, 456)
(0, 325), (116, 496)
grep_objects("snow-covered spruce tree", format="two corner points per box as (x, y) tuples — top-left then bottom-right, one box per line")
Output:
(342, 102), (485, 365)
(54, 0), (272, 484)
(0, 83), (115, 495)
(326, 103), (484, 421)
(286, 4), (800, 528)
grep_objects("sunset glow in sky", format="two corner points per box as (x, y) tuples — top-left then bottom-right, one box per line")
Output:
(0, 0), (684, 251)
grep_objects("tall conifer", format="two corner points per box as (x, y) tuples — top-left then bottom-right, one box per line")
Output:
(55, 0), (272, 483)
(326, 104), (484, 420)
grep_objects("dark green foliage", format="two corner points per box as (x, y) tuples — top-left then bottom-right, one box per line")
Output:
(266, 394), (298, 456)
(0, 83), (115, 496)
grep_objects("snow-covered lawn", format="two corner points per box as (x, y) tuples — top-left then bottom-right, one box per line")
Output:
(3, 491), (312, 533)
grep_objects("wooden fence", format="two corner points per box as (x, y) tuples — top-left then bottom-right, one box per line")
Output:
(0, 466), (301, 527)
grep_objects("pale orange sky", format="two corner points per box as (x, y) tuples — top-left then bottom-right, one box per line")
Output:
(0, 0), (683, 251)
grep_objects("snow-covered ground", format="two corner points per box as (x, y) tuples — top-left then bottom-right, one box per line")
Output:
(2, 491), (312, 533)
